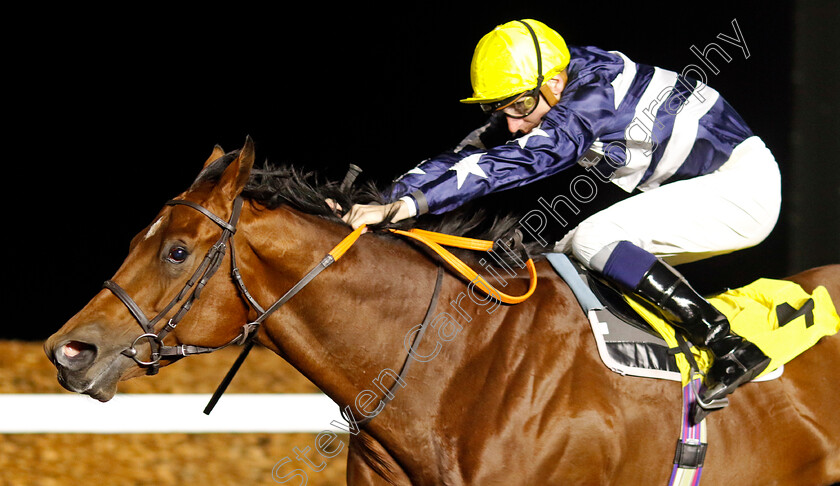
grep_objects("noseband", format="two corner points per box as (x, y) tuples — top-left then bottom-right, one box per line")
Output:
(103, 197), (255, 375)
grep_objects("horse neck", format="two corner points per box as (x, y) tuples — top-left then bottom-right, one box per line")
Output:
(233, 202), (599, 473)
(236, 202), (441, 410)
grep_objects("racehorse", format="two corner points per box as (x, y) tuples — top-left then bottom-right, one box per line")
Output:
(45, 138), (840, 485)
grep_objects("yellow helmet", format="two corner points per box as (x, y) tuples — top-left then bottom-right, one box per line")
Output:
(460, 19), (570, 105)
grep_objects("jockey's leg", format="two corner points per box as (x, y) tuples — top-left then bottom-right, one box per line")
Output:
(591, 241), (770, 402)
(562, 136), (780, 402)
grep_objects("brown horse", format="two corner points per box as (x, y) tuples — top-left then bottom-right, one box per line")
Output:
(45, 138), (840, 485)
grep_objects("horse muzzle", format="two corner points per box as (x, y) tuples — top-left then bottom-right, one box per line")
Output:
(44, 325), (135, 402)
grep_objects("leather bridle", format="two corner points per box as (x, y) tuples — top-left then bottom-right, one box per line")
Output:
(101, 195), (446, 420)
(103, 197), (254, 375)
(100, 190), (533, 421)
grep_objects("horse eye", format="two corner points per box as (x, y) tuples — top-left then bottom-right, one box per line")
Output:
(166, 247), (189, 264)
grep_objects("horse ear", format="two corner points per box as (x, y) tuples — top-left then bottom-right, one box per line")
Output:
(216, 136), (255, 201)
(203, 145), (226, 168)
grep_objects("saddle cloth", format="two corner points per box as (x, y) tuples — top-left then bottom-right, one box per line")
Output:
(545, 253), (840, 385)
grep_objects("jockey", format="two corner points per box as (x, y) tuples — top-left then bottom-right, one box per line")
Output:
(342, 19), (781, 405)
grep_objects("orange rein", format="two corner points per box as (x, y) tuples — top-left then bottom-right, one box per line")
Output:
(328, 224), (537, 304)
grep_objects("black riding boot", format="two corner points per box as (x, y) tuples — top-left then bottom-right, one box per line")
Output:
(633, 260), (770, 402)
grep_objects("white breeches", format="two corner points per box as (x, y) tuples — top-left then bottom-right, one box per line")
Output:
(555, 136), (782, 267)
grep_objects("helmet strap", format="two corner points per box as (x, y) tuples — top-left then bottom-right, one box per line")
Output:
(518, 20), (545, 91)
(540, 84), (559, 107)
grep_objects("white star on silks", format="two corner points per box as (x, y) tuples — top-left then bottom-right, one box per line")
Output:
(516, 127), (550, 148)
(448, 153), (488, 189)
(394, 165), (425, 183)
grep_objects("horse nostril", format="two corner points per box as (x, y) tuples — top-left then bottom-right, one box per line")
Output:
(55, 341), (97, 371)
(63, 342), (84, 358)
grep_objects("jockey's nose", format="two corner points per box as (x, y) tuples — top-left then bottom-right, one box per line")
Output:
(507, 116), (526, 133)
(506, 116), (539, 135)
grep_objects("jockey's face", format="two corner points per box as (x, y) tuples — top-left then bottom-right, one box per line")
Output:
(504, 74), (566, 135)
(505, 95), (552, 134)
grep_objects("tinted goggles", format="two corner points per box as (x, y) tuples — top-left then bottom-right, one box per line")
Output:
(479, 86), (542, 118)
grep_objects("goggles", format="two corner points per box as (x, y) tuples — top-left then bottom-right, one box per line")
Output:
(480, 87), (542, 118)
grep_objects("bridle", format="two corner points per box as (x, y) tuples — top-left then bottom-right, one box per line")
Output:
(103, 197), (254, 375)
(101, 194), (438, 420)
(102, 190), (536, 420)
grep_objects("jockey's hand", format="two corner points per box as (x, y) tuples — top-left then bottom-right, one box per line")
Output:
(342, 201), (411, 229)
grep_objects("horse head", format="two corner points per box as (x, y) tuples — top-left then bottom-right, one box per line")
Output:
(44, 138), (257, 401)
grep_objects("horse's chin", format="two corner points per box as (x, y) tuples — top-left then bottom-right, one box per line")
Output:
(86, 384), (118, 402)
(56, 353), (129, 402)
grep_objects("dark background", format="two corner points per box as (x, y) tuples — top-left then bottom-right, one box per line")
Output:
(7, 2), (838, 340)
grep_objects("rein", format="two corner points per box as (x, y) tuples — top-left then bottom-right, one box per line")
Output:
(390, 228), (538, 304)
(103, 195), (538, 420)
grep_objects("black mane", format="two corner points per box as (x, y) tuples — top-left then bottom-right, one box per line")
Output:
(194, 151), (538, 253)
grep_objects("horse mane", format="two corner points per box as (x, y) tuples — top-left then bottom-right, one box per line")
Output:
(193, 151), (543, 256)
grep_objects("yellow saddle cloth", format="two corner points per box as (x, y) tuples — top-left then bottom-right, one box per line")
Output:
(625, 278), (840, 385)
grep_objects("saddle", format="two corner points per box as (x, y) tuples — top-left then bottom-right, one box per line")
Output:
(545, 253), (840, 385)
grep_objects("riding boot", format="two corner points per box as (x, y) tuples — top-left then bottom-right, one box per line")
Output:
(633, 260), (771, 402)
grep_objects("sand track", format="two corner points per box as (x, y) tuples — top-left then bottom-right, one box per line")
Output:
(0, 341), (347, 485)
